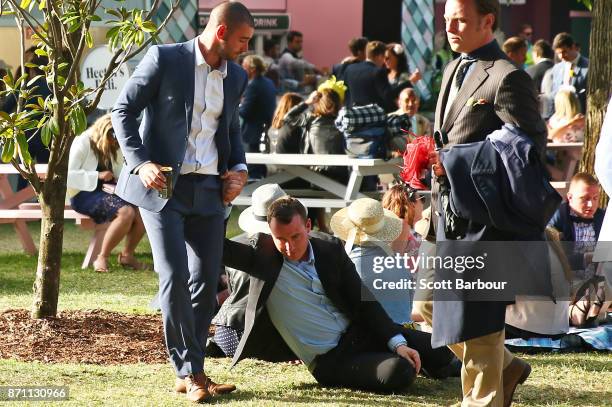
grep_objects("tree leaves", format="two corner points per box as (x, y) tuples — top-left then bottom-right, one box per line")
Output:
(1, 138), (15, 163)
(48, 116), (59, 136)
(85, 31), (94, 48)
(0, 0), (168, 167)
(69, 105), (87, 136)
(15, 134), (32, 165)
(105, 8), (158, 51)
(41, 120), (52, 147)
(577, 0), (593, 10)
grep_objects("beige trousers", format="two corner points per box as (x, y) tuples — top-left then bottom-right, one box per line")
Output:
(414, 241), (513, 407)
(415, 300), (511, 407)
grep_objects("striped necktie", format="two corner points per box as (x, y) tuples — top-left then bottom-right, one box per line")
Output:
(444, 57), (476, 121)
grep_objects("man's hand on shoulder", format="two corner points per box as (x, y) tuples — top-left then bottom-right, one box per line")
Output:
(137, 162), (167, 191)
(221, 170), (247, 205)
(396, 345), (421, 374)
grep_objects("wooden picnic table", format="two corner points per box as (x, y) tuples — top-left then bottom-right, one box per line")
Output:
(235, 153), (403, 208)
(0, 164), (48, 255)
(0, 164), (108, 268)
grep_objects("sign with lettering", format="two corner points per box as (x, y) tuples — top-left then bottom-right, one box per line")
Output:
(199, 13), (290, 31)
(80, 47), (130, 110)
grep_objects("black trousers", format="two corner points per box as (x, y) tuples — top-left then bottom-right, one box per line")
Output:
(312, 324), (453, 393)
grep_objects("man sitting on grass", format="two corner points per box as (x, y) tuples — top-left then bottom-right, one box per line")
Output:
(223, 197), (454, 392)
(548, 172), (605, 275)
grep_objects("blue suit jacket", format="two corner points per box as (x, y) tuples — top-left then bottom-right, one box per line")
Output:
(239, 75), (277, 144)
(441, 125), (561, 237)
(111, 39), (248, 212)
(550, 55), (589, 112)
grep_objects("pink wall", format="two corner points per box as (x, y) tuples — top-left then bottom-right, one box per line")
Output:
(199, 0), (363, 70)
(200, 0), (287, 11)
(285, 0), (363, 70)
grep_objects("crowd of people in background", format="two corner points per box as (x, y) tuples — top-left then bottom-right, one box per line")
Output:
(1, 2), (609, 403)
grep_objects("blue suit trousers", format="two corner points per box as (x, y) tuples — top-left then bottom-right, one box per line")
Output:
(140, 174), (225, 377)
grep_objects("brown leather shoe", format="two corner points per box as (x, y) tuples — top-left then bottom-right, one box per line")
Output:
(203, 375), (236, 396)
(184, 373), (211, 403)
(181, 373), (236, 402)
(175, 377), (187, 394)
(503, 357), (531, 407)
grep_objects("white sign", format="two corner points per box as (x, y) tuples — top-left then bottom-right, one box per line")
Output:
(80, 46), (130, 110)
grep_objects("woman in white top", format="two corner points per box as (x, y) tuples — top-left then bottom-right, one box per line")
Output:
(67, 114), (146, 272)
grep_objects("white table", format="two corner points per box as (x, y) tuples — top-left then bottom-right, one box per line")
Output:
(235, 154), (403, 208)
(546, 142), (583, 182)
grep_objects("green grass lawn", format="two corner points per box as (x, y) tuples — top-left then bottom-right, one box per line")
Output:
(1, 219), (611, 406)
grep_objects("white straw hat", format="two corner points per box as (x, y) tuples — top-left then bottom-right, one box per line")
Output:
(330, 198), (403, 247)
(238, 184), (287, 234)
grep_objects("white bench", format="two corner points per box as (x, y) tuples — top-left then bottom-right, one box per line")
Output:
(238, 153), (403, 208)
(0, 204), (109, 269)
(0, 164), (108, 269)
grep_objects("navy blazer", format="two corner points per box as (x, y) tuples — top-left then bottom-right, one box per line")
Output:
(441, 125), (561, 236)
(433, 125), (558, 347)
(343, 61), (395, 112)
(548, 201), (605, 270)
(239, 75), (277, 145)
(111, 39), (248, 212)
(548, 201), (605, 242)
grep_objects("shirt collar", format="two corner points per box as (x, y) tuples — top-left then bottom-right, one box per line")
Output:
(570, 208), (595, 224)
(571, 53), (581, 65)
(462, 39), (502, 61)
(287, 242), (315, 266)
(194, 40), (228, 78)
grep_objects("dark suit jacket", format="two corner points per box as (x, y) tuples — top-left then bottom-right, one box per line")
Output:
(431, 40), (548, 347)
(343, 61), (395, 112)
(548, 201), (605, 270)
(111, 39), (248, 212)
(222, 233), (402, 367)
(239, 75), (277, 145)
(525, 59), (554, 94)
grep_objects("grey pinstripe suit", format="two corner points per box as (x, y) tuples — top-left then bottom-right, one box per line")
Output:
(434, 46), (546, 153)
(427, 40), (548, 347)
(415, 38), (549, 407)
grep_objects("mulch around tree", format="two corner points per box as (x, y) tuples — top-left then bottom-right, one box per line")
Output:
(0, 309), (169, 365)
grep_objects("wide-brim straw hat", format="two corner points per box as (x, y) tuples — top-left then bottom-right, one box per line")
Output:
(330, 198), (403, 246)
(239, 184), (287, 235)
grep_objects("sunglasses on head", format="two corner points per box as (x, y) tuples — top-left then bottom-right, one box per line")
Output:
(401, 183), (422, 203)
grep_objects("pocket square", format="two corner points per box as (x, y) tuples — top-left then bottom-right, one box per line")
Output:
(466, 97), (489, 107)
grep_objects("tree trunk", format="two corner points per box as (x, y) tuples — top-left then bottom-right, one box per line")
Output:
(579, 0), (612, 176)
(31, 146), (70, 318)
